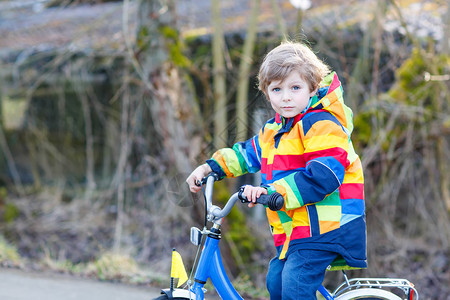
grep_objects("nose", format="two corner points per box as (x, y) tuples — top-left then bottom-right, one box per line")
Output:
(282, 90), (291, 101)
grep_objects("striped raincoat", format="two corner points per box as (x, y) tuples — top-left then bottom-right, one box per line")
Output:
(207, 72), (367, 269)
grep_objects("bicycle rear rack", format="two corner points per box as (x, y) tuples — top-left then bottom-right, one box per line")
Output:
(333, 277), (419, 300)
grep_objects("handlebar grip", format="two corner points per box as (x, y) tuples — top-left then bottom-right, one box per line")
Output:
(238, 189), (284, 211)
(256, 193), (284, 211)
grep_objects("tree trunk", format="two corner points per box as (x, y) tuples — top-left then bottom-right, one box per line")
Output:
(235, 0), (260, 142)
(211, 0), (227, 148)
(135, 0), (197, 174)
(269, 0), (287, 39)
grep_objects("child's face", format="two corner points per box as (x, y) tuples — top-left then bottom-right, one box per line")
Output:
(267, 71), (316, 118)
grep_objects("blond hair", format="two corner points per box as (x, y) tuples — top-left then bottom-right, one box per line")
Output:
(258, 41), (330, 96)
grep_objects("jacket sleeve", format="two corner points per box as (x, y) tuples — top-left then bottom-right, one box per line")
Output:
(271, 113), (350, 210)
(206, 134), (262, 179)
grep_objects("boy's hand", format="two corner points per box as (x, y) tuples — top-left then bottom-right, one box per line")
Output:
(186, 163), (212, 193)
(242, 185), (268, 208)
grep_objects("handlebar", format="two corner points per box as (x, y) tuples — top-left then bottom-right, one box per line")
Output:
(199, 173), (284, 222)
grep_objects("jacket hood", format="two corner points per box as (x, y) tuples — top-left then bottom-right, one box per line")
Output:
(275, 72), (354, 135)
(310, 72), (354, 134)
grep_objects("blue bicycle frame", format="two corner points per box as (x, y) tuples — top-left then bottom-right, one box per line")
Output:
(191, 231), (242, 300)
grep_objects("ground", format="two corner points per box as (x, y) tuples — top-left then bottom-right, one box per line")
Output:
(0, 267), (159, 299)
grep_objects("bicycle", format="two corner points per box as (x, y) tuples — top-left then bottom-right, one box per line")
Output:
(154, 172), (419, 300)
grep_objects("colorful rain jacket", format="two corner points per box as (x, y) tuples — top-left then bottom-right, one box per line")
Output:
(207, 72), (367, 269)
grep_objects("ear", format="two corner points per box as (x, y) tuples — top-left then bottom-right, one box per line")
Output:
(309, 87), (318, 98)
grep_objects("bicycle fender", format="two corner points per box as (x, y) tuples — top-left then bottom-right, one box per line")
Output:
(160, 288), (196, 299)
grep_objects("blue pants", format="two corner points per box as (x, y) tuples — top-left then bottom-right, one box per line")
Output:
(266, 249), (338, 300)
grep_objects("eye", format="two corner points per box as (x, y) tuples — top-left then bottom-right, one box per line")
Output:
(272, 87), (280, 92)
(292, 85), (301, 90)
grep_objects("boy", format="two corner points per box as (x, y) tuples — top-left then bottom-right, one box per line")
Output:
(186, 41), (366, 299)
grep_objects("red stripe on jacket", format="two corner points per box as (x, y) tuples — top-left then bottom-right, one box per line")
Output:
(304, 147), (349, 168)
(339, 183), (364, 199)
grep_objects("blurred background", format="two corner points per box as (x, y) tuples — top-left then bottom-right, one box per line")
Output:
(0, 0), (448, 299)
